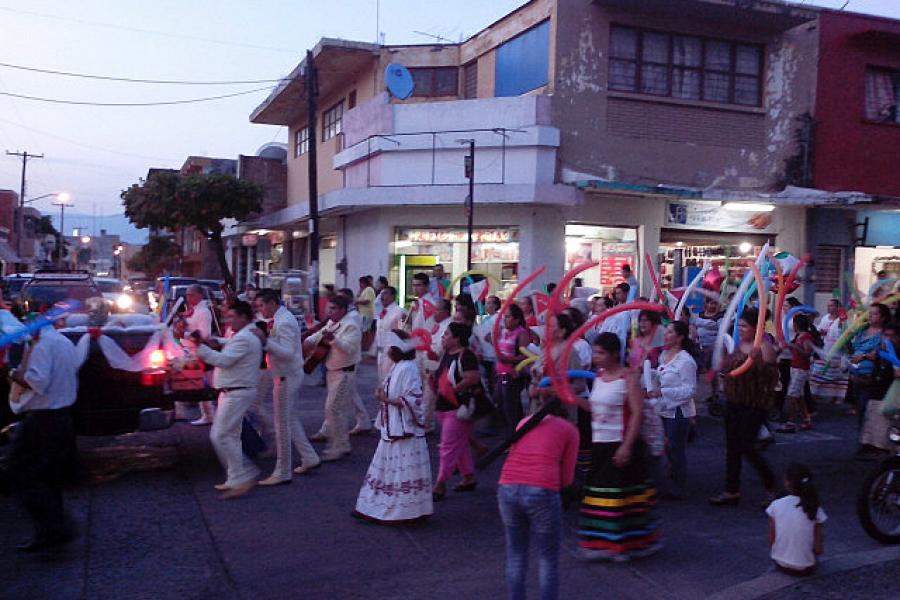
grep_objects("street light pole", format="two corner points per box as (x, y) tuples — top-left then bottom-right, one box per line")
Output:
(305, 49), (321, 320)
(52, 199), (73, 267)
(6, 150), (44, 272)
(464, 140), (475, 270)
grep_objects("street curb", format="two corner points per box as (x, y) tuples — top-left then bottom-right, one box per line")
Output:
(707, 546), (900, 600)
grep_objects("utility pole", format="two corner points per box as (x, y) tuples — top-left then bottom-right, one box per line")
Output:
(464, 140), (475, 270)
(305, 49), (321, 320)
(6, 150), (44, 272)
(52, 199), (73, 268)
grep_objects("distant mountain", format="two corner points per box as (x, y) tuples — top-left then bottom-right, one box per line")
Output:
(43, 212), (149, 245)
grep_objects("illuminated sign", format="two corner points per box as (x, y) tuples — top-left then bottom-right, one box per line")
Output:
(399, 228), (518, 244)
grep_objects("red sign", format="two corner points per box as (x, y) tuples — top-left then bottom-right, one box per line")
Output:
(600, 255), (632, 287)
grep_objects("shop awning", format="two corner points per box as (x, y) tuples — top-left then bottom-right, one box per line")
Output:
(0, 241), (21, 263)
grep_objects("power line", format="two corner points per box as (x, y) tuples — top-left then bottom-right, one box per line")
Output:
(0, 5), (299, 54)
(0, 61), (290, 86)
(0, 86), (275, 107)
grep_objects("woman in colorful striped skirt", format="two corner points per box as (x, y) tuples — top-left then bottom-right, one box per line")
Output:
(575, 332), (660, 561)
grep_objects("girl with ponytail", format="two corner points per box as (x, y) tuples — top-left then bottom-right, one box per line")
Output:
(765, 463), (827, 575)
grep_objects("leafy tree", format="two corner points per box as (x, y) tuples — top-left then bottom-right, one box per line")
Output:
(126, 235), (180, 278)
(122, 172), (263, 289)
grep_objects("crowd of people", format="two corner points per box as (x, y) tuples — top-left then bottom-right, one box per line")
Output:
(2, 263), (898, 600)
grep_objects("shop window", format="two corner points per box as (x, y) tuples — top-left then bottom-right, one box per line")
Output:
(294, 126), (309, 157)
(815, 246), (843, 293)
(864, 67), (900, 123)
(322, 100), (343, 141)
(463, 61), (478, 99)
(495, 20), (550, 97)
(609, 25), (762, 107)
(410, 67), (458, 97)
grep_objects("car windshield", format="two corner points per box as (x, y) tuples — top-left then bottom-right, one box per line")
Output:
(24, 283), (102, 306)
(95, 280), (124, 293)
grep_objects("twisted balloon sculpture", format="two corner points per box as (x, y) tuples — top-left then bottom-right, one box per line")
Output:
(491, 266), (546, 360)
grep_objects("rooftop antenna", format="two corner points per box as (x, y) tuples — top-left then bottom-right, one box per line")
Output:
(412, 30), (454, 44)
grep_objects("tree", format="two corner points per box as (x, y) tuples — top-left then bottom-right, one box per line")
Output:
(122, 172), (263, 289)
(126, 234), (180, 278)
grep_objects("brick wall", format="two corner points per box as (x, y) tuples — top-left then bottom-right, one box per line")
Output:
(607, 97), (766, 149)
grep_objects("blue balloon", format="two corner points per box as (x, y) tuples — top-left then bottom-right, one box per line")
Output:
(537, 370), (596, 388)
(0, 301), (81, 350)
(782, 305), (817, 341)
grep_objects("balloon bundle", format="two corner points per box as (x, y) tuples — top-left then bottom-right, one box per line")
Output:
(0, 300), (81, 350)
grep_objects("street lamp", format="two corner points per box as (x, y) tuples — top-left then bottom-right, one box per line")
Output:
(27, 191), (70, 205)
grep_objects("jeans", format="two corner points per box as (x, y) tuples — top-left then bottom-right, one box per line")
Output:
(497, 485), (562, 600)
(662, 407), (690, 497)
(724, 402), (774, 494)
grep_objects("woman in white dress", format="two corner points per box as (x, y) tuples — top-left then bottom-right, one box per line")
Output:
(354, 330), (433, 524)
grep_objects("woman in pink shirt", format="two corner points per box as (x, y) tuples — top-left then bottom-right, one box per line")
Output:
(497, 398), (578, 600)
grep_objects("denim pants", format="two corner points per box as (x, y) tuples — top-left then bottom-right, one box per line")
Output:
(497, 485), (562, 600)
(662, 407), (690, 497)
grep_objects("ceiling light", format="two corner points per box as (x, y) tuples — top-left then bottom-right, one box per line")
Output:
(724, 202), (775, 212)
(739, 242), (752, 254)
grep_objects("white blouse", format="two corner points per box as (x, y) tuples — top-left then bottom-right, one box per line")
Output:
(589, 376), (629, 443)
(656, 349), (697, 419)
(377, 360), (426, 441)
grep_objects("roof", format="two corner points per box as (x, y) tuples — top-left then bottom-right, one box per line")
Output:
(250, 38), (380, 126)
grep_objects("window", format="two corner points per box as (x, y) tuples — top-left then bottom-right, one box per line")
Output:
(348, 90), (357, 109)
(814, 246), (843, 293)
(609, 25), (762, 107)
(409, 67), (458, 97)
(294, 126), (309, 157)
(463, 61), (478, 99)
(322, 100), (343, 140)
(865, 68), (899, 123)
(495, 20), (550, 97)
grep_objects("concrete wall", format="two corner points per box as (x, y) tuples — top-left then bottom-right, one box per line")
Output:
(552, 0), (818, 191)
(238, 155), (287, 217)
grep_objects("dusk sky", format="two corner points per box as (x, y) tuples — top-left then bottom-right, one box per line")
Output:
(1, 0), (898, 239)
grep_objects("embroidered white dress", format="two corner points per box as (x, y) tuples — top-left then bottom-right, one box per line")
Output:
(355, 360), (433, 523)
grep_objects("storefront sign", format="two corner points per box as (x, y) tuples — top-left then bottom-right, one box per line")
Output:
(600, 242), (635, 287)
(399, 228), (518, 244)
(665, 200), (776, 234)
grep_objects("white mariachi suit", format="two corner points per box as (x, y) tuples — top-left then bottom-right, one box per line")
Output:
(264, 306), (320, 479)
(197, 325), (262, 487)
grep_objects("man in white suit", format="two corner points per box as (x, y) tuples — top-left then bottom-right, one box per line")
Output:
(254, 289), (320, 486)
(195, 301), (263, 499)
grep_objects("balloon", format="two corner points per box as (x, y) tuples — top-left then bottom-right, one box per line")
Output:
(445, 270), (503, 300)
(537, 370), (596, 388)
(703, 265), (725, 292)
(548, 261), (598, 314)
(728, 263), (767, 378)
(409, 328), (432, 352)
(492, 267), (546, 360)
(0, 301), (81, 349)
(515, 344), (540, 372)
(781, 305), (818, 342)
(711, 243), (768, 378)
(549, 301), (669, 406)
(675, 260), (710, 323)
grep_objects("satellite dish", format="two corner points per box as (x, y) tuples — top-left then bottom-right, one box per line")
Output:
(384, 63), (414, 100)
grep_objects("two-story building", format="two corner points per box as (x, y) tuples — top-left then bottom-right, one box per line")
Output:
(806, 8), (900, 309)
(245, 0), (882, 301)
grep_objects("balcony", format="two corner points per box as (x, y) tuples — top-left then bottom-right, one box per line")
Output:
(333, 94), (559, 189)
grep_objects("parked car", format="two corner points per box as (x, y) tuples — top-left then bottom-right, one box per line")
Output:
(94, 277), (139, 312)
(197, 278), (226, 301)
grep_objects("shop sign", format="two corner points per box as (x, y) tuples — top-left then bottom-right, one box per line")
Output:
(665, 200), (776, 234)
(399, 228), (518, 244)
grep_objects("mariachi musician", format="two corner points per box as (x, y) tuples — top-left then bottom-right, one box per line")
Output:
(302, 295), (361, 462)
(179, 284), (216, 426)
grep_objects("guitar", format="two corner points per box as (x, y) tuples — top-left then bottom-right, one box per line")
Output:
(303, 322), (339, 374)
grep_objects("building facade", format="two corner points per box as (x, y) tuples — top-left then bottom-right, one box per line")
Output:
(246, 0), (892, 304)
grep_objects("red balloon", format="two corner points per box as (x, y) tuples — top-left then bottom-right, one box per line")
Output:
(703, 266), (725, 291)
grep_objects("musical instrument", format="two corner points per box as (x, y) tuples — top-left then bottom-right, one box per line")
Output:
(303, 322), (338, 374)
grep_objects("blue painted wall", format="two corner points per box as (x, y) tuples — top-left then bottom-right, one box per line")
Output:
(495, 20), (550, 97)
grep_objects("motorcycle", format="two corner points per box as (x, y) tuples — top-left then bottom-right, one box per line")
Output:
(856, 413), (900, 544)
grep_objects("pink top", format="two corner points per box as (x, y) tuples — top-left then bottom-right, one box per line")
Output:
(499, 416), (579, 492)
(496, 326), (527, 376)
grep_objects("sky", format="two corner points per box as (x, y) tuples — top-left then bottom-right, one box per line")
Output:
(1, 0), (898, 242)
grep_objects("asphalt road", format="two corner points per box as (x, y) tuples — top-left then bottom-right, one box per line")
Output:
(2, 361), (898, 600)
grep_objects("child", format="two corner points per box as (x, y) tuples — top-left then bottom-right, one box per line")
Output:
(778, 314), (817, 433)
(766, 464), (826, 575)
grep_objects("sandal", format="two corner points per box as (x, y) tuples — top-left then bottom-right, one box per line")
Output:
(709, 492), (740, 506)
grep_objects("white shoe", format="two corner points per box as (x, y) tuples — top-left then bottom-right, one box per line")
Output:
(191, 417), (213, 426)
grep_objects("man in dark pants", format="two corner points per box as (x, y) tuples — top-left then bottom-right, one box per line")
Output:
(7, 316), (80, 552)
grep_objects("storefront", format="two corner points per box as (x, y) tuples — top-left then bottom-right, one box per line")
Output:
(564, 224), (638, 295)
(390, 227), (519, 302)
(658, 199), (780, 308)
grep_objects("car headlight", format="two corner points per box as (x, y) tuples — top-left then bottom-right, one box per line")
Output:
(115, 294), (134, 310)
